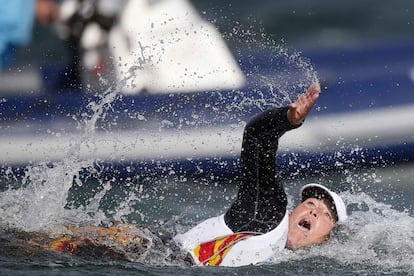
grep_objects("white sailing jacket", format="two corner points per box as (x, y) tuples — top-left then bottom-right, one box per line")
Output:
(173, 211), (289, 267)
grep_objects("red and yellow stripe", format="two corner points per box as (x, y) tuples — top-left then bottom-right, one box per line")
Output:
(193, 233), (252, 266)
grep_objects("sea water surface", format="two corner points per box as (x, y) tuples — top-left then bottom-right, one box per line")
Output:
(1, 85), (413, 275)
(0, 162), (413, 275)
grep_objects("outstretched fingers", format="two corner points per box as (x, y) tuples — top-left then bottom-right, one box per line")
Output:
(287, 83), (320, 125)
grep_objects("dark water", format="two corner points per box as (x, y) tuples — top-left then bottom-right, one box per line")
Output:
(191, 0), (414, 48)
(0, 162), (413, 275)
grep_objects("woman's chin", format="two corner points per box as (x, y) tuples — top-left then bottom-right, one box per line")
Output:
(286, 238), (298, 250)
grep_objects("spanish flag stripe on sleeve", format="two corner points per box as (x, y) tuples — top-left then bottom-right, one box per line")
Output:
(193, 233), (252, 266)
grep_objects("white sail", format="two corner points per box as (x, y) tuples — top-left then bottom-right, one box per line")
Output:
(109, 0), (246, 94)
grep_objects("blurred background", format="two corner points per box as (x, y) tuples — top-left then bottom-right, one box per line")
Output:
(0, 0), (413, 175)
(194, 0), (414, 48)
(3, 0), (414, 92)
(6, 0), (414, 68)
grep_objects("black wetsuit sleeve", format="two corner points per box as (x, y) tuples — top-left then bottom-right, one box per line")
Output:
(224, 107), (300, 233)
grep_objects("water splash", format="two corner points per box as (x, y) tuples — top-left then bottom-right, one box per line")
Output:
(271, 191), (414, 273)
(0, 89), (129, 232)
(223, 22), (319, 110)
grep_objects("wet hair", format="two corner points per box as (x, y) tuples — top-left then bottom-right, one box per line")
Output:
(302, 187), (338, 222)
(320, 197), (338, 223)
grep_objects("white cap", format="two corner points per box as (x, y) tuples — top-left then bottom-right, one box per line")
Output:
(300, 183), (347, 223)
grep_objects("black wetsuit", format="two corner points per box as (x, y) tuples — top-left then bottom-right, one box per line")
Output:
(224, 107), (299, 233)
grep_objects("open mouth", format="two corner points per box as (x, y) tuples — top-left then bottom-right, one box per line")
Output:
(298, 218), (311, 231)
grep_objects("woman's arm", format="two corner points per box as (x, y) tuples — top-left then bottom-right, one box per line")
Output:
(224, 84), (320, 233)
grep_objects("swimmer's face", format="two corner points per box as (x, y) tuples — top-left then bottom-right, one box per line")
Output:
(286, 198), (335, 250)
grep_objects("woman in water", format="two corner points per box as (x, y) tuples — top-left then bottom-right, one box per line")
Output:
(173, 83), (347, 266)
(8, 83), (347, 266)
